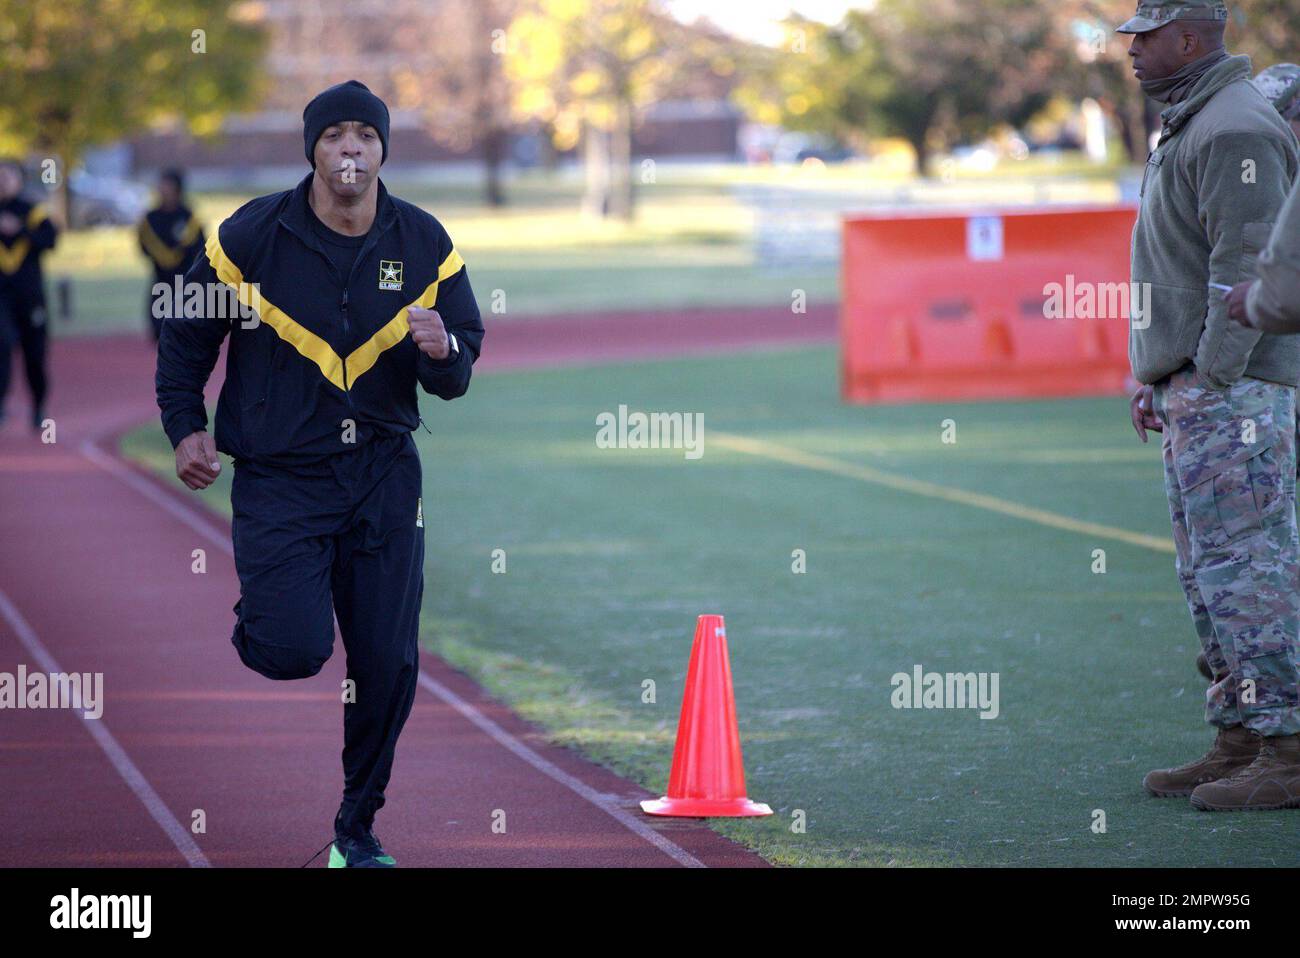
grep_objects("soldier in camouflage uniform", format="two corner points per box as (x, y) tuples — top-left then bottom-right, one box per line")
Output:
(1252, 63), (1300, 134)
(1198, 64), (1300, 683)
(1118, 1), (1300, 810)
(1224, 63), (1300, 334)
(1154, 371), (1300, 732)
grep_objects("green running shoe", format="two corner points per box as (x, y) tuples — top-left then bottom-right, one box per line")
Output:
(328, 829), (397, 868)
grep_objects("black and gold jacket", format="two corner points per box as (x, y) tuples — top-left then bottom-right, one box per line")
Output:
(0, 196), (58, 307)
(138, 204), (205, 282)
(156, 172), (484, 464)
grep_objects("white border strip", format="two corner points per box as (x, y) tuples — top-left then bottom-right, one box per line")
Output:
(0, 586), (211, 868)
(414, 669), (704, 867)
(81, 438), (706, 868)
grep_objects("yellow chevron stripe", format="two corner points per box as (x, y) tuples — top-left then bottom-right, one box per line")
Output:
(345, 312), (409, 383)
(437, 247), (464, 284)
(0, 204), (50, 273)
(206, 233), (465, 393)
(141, 215), (202, 271)
(206, 232), (346, 392)
(0, 238), (30, 274)
(346, 246), (466, 384)
(140, 219), (183, 271)
(179, 215), (203, 246)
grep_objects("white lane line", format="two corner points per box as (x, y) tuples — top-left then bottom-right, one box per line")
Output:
(81, 437), (707, 868)
(0, 586), (211, 868)
(80, 440), (232, 545)
(414, 670), (705, 868)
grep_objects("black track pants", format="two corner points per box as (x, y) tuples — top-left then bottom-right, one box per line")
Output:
(0, 295), (49, 413)
(229, 431), (424, 839)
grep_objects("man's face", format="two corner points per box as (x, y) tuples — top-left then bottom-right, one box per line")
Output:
(0, 165), (21, 200)
(312, 120), (382, 198)
(1127, 22), (1195, 81)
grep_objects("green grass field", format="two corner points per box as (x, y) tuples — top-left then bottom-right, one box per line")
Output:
(121, 344), (1300, 867)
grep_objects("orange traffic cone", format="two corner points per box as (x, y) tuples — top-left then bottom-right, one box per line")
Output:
(640, 614), (772, 817)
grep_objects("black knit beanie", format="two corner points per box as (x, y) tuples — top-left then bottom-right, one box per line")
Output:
(302, 80), (390, 167)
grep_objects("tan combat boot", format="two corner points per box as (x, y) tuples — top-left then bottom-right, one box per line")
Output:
(1142, 726), (1260, 797)
(1190, 733), (1300, 811)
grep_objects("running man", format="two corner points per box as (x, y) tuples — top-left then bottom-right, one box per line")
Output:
(156, 80), (485, 866)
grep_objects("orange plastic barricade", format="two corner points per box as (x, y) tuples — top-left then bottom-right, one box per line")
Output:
(840, 204), (1139, 403)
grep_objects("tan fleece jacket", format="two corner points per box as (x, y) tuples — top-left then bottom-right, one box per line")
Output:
(1246, 176), (1300, 333)
(1129, 54), (1300, 387)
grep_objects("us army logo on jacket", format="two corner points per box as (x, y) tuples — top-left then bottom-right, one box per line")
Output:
(379, 260), (403, 291)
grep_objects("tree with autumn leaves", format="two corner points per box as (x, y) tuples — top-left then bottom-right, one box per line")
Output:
(735, 0), (1300, 177)
(504, 0), (732, 220)
(0, 0), (265, 223)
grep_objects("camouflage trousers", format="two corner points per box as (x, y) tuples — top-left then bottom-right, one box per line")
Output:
(1154, 365), (1300, 735)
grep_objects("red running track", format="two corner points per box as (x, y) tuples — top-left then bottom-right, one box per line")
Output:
(0, 305), (834, 867)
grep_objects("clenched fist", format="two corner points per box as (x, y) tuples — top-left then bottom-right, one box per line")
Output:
(175, 430), (221, 490)
(408, 306), (449, 360)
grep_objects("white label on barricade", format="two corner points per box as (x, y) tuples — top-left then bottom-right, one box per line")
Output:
(966, 215), (1004, 262)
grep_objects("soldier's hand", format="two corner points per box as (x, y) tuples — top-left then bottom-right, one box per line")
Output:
(0, 212), (20, 237)
(1130, 385), (1161, 443)
(408, 306), (449, 360)
(1225, 281), (1254, 326)
(175, 430), (221, 490)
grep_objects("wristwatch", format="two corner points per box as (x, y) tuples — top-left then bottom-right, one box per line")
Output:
(447, 332), (459, 358)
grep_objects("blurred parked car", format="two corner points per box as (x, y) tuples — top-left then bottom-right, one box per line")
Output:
(795, 142), (856, 164)
(65, 171), (150, 227)
(14, 163), (150, 228)
(772, 132), (857, 165)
